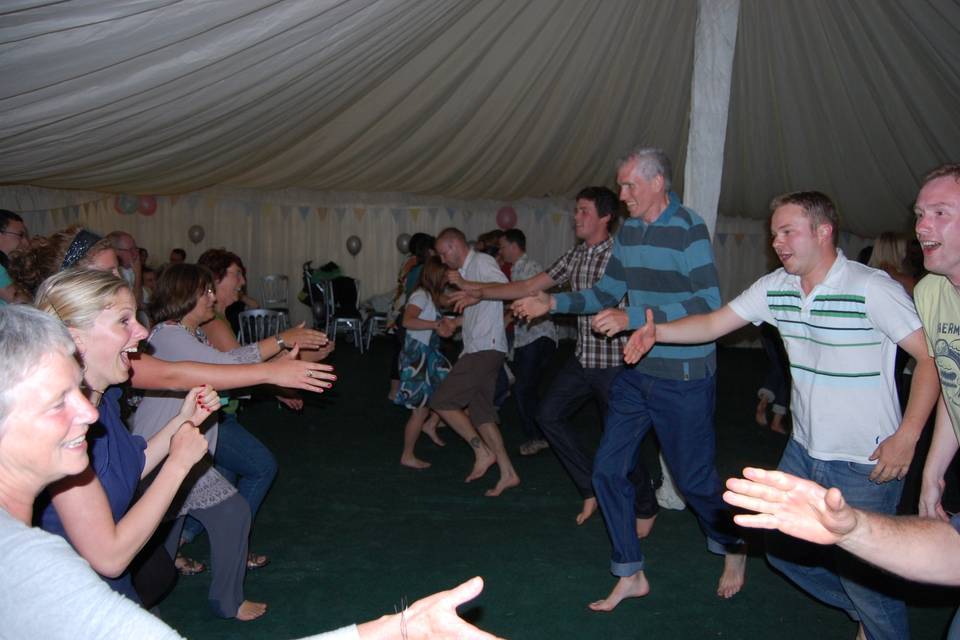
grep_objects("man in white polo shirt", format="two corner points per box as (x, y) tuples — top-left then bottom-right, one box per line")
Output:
(622, 191), (939, 640)
(430, 227), (520, 497)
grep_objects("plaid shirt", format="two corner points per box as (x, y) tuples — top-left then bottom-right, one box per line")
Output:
(546, 237), (628, 369)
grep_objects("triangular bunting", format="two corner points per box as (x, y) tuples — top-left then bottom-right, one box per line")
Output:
(354, 207), (366, 222)
(716, 233), (727, 246)
(391, 208), (404, 224)
(299, 206), (311, 220)
(335, 207), (347, 222)
(551, 213), (563, 225)
(317, 207), (328, 221)
(446, 207), (457, 221)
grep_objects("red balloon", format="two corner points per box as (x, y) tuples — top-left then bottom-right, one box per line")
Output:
(496, 206), (517, 229)
(137, 195), (157, 216)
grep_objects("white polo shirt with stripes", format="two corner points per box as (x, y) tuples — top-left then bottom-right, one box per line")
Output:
(729, 250), (921, 464)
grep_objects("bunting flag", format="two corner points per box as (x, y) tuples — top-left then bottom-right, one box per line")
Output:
(716, 233), (727, 246)
(317, 206), (328, 221)
(299, 205), (311, 220)
(281, 205), (292, 219)
(82, 202), (92, 215)
(354, 206), (366, 222)
(411, 207), (423, 223)
(335, 207), (347, 222)
(446, 207), (456, 221)
(205, 196), (217, 210)
(170, 195), (180, 206)
(734, 233), (744, 245)
(534, 207), (547, 223)
(391, 208), (404, 224)
(70, 205), (80, 218)
(551, 213), (563, 225)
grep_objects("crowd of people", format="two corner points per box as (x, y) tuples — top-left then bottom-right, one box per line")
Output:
(0, 148), (959, 639)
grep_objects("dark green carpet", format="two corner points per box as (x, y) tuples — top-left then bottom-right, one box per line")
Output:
(159, 341), (958, 639)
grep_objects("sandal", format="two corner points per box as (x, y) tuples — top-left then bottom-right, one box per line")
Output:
(246, 552), (270, 570)
(175, 553), (205, 576)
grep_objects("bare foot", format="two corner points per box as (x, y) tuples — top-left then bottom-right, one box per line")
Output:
(576, 497), (597, 525)
(485, 470), (520, 496)
(717, 552), (747, 598)
(588, 572), (650, 611)
(236, 600), (268, 621)
(400, 455), (431, 469)
(464, 449), (496, 483)
(635, 514), (657, 539)
(422, 423), (446, 447)
(755, 397), (769, 426)
(770, 413), (787, 435)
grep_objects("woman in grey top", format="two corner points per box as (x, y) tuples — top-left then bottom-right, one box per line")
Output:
(133, 263), (267, 621)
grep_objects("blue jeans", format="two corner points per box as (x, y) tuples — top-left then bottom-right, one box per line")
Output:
(593, 368), (739, 576)
(537, 357), (657, 519)
(182, 412), (278, 543)
(767, 439), (908, 640)
(512, 336), (556, 440)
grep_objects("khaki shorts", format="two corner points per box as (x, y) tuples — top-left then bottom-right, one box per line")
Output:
(429, 350), (505, 426)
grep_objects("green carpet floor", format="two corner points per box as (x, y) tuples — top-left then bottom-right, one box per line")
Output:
(159, 340), (958, 639)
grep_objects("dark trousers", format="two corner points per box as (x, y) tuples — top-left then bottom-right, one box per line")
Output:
(593, 368), (739, 576)
(537, 356), (657, 518)
(164, 493), (251, 618)
(512, 336), (557, 440)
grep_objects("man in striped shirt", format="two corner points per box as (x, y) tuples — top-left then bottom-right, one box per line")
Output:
(447, 187), (659, 531)
(514, 148), (746, 610)
(624, 191), (938, 640)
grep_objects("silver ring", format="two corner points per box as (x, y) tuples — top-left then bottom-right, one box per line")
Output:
(305, 370), (313, 378)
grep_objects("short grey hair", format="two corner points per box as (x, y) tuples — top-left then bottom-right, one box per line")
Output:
(0, 305), (76, 427)
(618, 147), (673, 192)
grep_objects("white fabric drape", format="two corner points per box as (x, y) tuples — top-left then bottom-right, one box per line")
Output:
(683, 0), (739, 238)
(0, 0), (697, 199)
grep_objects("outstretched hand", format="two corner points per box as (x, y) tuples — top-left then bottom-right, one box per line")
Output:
(623, 309), (657, 364)
(358, 577), (504, 640)
(273, 345), (337, 392)
(448, 290), (481, 313)
(590, 308), (628, 337)
(511, 292), (551, 321)
(280, 322), (329, 350)
(723, 467), (858, 545)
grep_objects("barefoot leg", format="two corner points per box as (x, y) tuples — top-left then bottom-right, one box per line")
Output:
(770, 412), (787, 435)
(576, 497), (598, 525)
(754, 395), (769, 426)
(717, 552), (747, 599)
(635, 513), (657, 539)
(422, 410), (446, 447)
(400, 407), (432, 469)
(477, 421), (520, 496)
(435, 408), (495, 481)
(588, 572), (650, 612)
(236, 600), (268, 621)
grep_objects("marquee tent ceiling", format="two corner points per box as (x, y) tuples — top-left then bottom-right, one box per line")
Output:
(1, 0), (958, 237)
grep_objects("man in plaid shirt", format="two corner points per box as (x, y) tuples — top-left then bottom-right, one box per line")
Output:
(448, 187), (658, 531)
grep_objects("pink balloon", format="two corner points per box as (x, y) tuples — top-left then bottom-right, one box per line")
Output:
(137, 195), (157, 216)
(496, 206), (517, 229)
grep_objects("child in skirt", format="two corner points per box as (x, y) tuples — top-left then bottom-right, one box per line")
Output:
(394, 256), (452, 468)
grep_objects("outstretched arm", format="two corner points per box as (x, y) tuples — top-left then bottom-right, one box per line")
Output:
(622, 306), (748, 363)
(724, 467), (960, 586)
(355, 577), (503, 640)
(128, 349), (336, 393)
